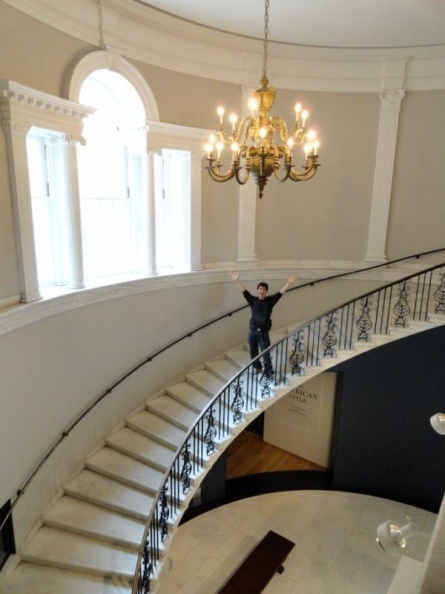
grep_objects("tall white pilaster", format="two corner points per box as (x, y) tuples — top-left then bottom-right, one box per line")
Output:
(3, 120), (42, 303)
(365, 90), (405, 263)
(50, 135), (85, 288)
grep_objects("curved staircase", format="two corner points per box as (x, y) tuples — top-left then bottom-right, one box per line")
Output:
(2, 266), (445, 594)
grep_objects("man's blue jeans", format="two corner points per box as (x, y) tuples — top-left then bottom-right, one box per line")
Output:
(248, 327), (273, 373)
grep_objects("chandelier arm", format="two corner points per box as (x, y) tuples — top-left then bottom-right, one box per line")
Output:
(273, 166), (292, 183)
(234, 168), (251, 185)
(287, 157), (320, 182)
(218, 116), (254, 147)
(234, 116), (254, 146)
(206, 160), (236, 183)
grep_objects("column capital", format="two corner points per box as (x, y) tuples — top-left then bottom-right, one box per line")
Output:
(0, 118), (32, 137)
(380, 89), (405, 111)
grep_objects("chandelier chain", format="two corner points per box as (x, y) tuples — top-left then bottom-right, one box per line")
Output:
(263, 0), (269, 81)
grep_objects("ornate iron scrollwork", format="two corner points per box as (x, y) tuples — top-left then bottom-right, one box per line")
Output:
(180, 440), (192, 494)
(231, 375), (244, 424)
(140, 538), (153, 594)
(393, 281), (411, 327)
(259, 372), (273, 398)
(433, 271), (445, 313)
(322, 312), (338, 357)
(356, 296), (373, 341)
(158, 485), (170, 542)
(204, 405), (217, 456)
(289, 330), (305, 375)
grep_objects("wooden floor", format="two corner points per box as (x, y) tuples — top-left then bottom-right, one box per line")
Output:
(226, 430), (326, 479)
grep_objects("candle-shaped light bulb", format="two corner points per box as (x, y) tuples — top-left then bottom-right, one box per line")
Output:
(287, 138), (294, 149)
(259, 127), (267, 139)
(302, 110), (309, 125)
(209, 133), (216, 144)
(304, 142), (312, 157)
(313, 139), (320, 155)
(217, 106), (225, 124)
(295, 103), (302, 121)
(204, 142), (213, 158)
(307, 129), (316, 142)
(229, 113), (238, 133)
(216, 141), (223, 158)
(231, 142), (239, 154)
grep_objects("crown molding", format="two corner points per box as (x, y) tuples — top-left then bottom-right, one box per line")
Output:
(4, 0), (445, 92)
(0, 79), (94, 135)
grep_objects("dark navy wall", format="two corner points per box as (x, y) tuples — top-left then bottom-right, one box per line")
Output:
(331, 325), (445, 512)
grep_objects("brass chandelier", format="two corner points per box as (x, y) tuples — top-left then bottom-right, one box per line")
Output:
(204, 0), (320, 198)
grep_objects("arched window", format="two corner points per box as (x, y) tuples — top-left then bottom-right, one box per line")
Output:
(77, 69), (147, 279)
(6, 51), (203, 301)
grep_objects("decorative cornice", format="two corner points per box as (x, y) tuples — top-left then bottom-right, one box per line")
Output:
(0, 80), (94, 121)
(4, 0), (445, 92)
(146, 120), (209, 152)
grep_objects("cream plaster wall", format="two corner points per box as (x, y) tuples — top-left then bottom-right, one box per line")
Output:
(254, 90), (379, 262)
(0, 3), (92, 98)
(128, 58), (242, 130)
(387, 90), (445, 258)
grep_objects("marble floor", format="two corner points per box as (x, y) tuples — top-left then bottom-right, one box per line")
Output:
(156, 490), (436, 594)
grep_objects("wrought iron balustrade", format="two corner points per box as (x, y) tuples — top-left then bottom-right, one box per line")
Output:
(133, 261), (445, 593)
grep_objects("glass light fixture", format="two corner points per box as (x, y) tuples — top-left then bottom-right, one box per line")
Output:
(204, 0), (320, 198)
(430, 412), (445, 435)
(376, 518), (417, 556)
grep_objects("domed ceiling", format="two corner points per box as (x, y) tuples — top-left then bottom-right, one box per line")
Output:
(135, 0), (445, 50)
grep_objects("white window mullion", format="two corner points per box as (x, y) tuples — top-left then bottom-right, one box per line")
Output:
(45, 136), (67, 286)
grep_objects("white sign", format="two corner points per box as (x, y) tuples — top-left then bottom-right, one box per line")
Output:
(264, 372), (337, 467)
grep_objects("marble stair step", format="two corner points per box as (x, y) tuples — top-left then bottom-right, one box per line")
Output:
(86, 447), (164, 494)
(165, 381), (213, 412)
(42, 496), (145, 549)
(330, 348), (357, 362)
(225, 348), (251, 368)
(407, 319), (436, 331)
(64, 469), (153, 521)
(106, 427), (175, 470)
(388, 325), (421, 338)
(205, 357), (242, 382)
(145, 394), (199, 431)
(0, 562), (132, 594)
(368, 333), (397, 344)
(20, 526), (137, 580)
(127, 409), (187, 450)
(353, 340), (386, 353)
(184, 369), (225, 397)
(429, 312), (445, 325)
(317, 356), (344, 369)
